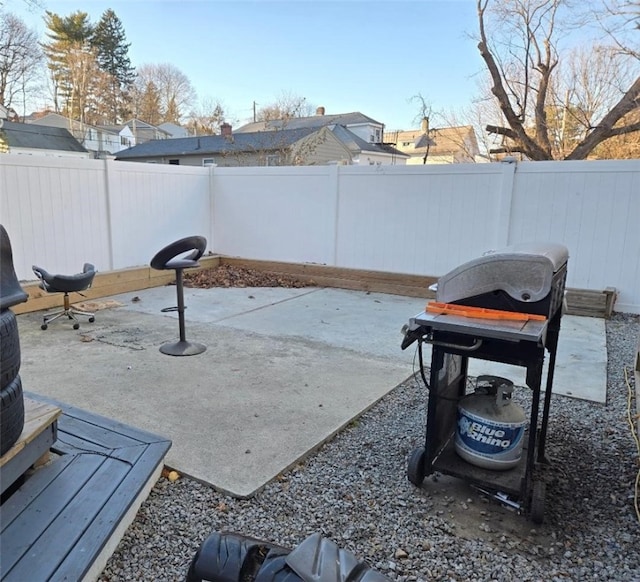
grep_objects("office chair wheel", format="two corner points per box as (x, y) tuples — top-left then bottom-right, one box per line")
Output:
(89, 316), (95, 323)
(41, 323), (48, 330)
(73, 323), (80, 330)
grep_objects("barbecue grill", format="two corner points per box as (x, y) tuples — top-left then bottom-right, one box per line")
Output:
(401, 242), (569, 523)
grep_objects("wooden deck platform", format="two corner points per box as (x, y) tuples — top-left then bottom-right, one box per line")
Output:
(0, 392), (171, 581)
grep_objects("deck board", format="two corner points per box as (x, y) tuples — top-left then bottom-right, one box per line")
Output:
(0, 392), (171, 581)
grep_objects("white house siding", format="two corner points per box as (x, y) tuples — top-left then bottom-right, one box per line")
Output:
(296, 130), (352, 165)
(343, 122), (384, 144)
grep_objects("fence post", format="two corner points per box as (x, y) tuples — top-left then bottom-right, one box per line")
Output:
(495, 157), (517, 248)
(103, 159), (115, 271)
(330, 164), (340, 267)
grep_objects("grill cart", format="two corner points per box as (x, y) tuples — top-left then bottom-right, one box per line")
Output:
(401, 243), (568, 523)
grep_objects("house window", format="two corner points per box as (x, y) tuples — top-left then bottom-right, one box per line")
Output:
(375, 129), (381, 142)
(202, 158), (215, 166)
(369, 134), (375, 142)
(121, 136), (131, 146)
(402, 141), (412, 147)
(168, 159), (180, 165)
(265, 155), (280, 166)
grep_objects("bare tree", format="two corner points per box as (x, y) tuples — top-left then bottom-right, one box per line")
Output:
(187, 97), (226, 135)
(476, 0), (640, 160)
(256, 91), (314, 121)
(0, 11), (43, 115)
(134, 62), (195, 124)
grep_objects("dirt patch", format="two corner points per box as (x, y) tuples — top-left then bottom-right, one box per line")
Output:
(184, 264), (315, 289)
(424, 473), (553, 549)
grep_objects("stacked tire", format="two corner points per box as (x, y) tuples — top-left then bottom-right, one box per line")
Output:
(0, 224), (28, 459)
(1, 308), (24, 456)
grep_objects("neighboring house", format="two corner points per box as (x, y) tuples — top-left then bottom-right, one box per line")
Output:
(0, 104), (19, 121)
(387, 119), (480, 164)
(236, 108), (407, 165)
(159, 122), (190, 138)
(0, 120), (89, 157)
(115, 125), (360, 166)
(122, 119), (171, 144)
(26, 113), (132, 157)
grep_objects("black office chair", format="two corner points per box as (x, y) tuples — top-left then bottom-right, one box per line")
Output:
(150, 235), (207, 356)
(32, 263), (97, 330)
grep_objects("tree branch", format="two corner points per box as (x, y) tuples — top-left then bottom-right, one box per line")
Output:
(566, 75), (640, 159)
(607, 120), (640, 136)
(476, 1), (551, 160)
(485, 124), (518, 139)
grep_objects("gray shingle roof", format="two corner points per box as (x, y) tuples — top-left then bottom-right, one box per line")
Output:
(0, 120), (87, 152)
(235, 112), (382, 133)
(115, 127), (319, 159)
(329, 125), (408, 158)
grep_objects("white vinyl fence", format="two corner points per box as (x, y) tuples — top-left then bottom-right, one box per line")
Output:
(1, 155), (639, 313)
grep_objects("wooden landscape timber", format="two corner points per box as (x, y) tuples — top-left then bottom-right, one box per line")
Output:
(13, 256), (616, 318)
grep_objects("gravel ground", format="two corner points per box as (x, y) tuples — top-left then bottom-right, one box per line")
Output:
(99, 313), (640, 582)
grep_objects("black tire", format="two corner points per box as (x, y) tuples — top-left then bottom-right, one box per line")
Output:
(0, 309), (21, 390)
(530, 480), (546, 524)
(185, 532), (289, 582)
(1, 374), (25, 456)
(408, 446), (426, 486)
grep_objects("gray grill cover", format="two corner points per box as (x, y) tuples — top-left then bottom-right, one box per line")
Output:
(436, 242), (568, 305)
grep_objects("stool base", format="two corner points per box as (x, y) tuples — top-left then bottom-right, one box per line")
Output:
(159, 340), (207, 357)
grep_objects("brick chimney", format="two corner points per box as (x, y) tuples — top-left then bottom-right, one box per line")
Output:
(316, 106), (325, 116)
(220, 122), (232, 137)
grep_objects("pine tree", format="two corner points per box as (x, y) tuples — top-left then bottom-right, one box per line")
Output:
(91, 9), (135, 123)
(137, 81), (162, 125)
(42, 11), (95, 120)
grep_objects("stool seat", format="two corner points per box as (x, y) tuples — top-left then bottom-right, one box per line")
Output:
(150, 236), (207, 356)
(164, 258), (201, 270)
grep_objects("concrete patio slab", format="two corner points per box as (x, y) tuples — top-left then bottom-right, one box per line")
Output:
(16, 287), (606, 498)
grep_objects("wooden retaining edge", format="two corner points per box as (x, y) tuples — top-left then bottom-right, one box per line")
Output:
(12, 255), (221, 315)
(12, 255), (618, 318)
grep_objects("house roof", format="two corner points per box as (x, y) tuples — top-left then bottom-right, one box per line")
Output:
(236, 112), (383, 133)
(122, 119), (171, 136)
(159, 122), (190, 138)
(0, 120), (87, 152)
(388, 125), (479, 157)
(115, 127), (321, 159)
(329, 125), (408, 158)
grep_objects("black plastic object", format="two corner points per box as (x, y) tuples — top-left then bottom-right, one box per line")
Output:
(0, 375), (25, 456)
(150, 235), (207, 356)
(185, 532), (391, 582)
(0, 225), (28, 310)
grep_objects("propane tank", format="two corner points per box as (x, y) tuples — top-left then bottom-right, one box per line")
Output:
(455, 376), (527, 470)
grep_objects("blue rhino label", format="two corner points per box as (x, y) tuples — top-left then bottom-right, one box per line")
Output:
(455, 408), (526, 470)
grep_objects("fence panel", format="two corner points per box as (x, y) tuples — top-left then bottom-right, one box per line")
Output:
(0, 156), (110, 280)
(1, 155), (638, 312)
(211, 166), (338, 264)
(509, 160), (640, 313)
(106, 161), (211, 269)
(334, 164), (505, 275)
